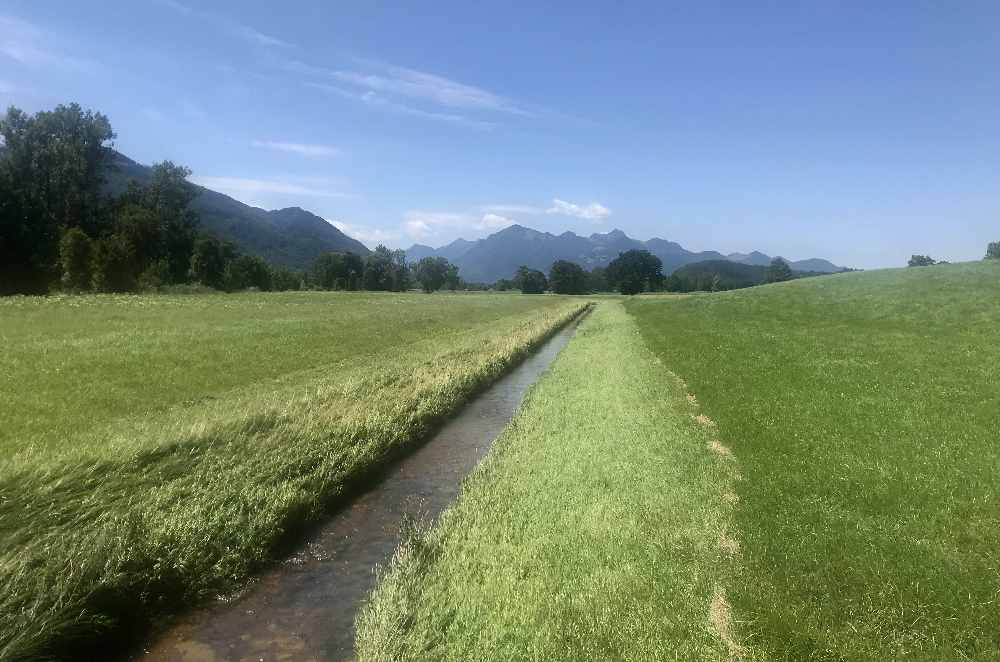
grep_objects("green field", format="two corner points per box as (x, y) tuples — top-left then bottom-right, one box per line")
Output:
(628, 262), (1000, 660)
(0, 291), (585, 660)
(357, 262), (1000, 661)
(356, 301), (740, 661)
(5, 262), (999, 661)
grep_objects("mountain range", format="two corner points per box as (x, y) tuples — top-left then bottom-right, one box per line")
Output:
(107, 152), (369, 269)
(406, 225), (846, 283)
(106, 152), (845, 280)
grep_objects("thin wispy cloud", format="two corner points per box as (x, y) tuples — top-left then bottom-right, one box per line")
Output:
(329, 220), (401, 247)
(251, 140), (340, 158)
(0, 15), (98, 74)
(547, 198), (611, 222)
(156, 0), (292, 49)
(288, 57), (543, 129)
(190, 175), (348, 200)
(483, 200), (611, 222)
(307, 82), (497, 130)
(332, 62), (532, 117)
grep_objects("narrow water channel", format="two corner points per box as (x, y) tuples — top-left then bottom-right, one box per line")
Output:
(134, 318), (581, 662)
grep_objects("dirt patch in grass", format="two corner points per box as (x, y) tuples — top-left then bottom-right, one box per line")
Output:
(709, 590), (744, 660)
(694, 413), (716, 428)
(707, 439), (734, 458)
(719, 532), (741, 557)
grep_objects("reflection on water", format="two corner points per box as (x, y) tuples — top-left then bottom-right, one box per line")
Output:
(135, 320), (580, 662)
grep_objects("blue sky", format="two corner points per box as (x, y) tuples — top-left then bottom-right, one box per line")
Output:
(2, 1), (998, 268)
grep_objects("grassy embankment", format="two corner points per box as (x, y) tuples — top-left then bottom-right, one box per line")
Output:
(0, 291), (585, 660)
(628, 261), (1000, 660)
(356, 301), (741, 661)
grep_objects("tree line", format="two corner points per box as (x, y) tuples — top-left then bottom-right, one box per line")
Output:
(0, 103), (480, 296)
(0, 103), (298, 295)
(909, 243), (999, 267)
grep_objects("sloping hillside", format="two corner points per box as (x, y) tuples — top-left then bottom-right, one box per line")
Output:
(107, 152), (370, 269)
(666, 259), (830, 291)
(628, 261), (1000, 660)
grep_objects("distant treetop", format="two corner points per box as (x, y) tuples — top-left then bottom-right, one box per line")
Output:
(908, 255), (937, 267)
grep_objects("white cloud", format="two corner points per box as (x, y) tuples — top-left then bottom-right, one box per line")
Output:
(251, 140), (340, 158)
(329, 220), (401, 247)
(307, 83), (496, 130)
(156, 0), (291, 49)
(481, 213), (514, 229)
(401, 210), (517, 241)
(190, 175), (347, 199)
(331, 62), (532, 117)
(0, 15), (98, 74)
(547, 198), (611, 222)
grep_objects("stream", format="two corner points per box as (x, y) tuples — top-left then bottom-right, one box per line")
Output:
(133, 318), (581, 662)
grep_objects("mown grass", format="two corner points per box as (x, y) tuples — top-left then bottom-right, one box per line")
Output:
(356, 301), (739, 661)
(628, 261), (1000, 661)
(0, 291), (585, 661)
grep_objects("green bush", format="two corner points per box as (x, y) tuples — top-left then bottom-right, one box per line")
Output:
(58, 228), (94, 292)
(91, 234), (137, 292)
(224, 255), (272, 291)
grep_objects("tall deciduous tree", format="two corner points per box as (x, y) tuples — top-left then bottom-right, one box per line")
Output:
(606, 250), (663, 295)
(985, 242), (999, 260)
(311, 251), (364, 290)
(390, 249), (411, 291)
(415, 256), (453, 293)
(0, 104), (115, 293)
(363, 245), (410, 291)
(766, 257), (793, 282)
(146, 162), (198, 283)
(549, 260), (588, 294)
(515, 265), (548, 294)
(189, 237), (230, 288)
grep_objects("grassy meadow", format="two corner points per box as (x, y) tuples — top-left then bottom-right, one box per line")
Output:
(0, 291), (586, 660)
(628, 261), (1000, 660)
(356, 301), (741, 661)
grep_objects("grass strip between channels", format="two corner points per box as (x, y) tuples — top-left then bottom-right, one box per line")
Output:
(0, 297), (586, 661)
(356, 301), (741, 661)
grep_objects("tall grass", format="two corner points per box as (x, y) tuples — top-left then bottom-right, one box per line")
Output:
(628, 261), (1000, 660)
(356, 301), (739, 661)
(0, 291), (585, 660)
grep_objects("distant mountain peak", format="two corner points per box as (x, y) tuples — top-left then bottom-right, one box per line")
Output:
(403, 223), (847, 283)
